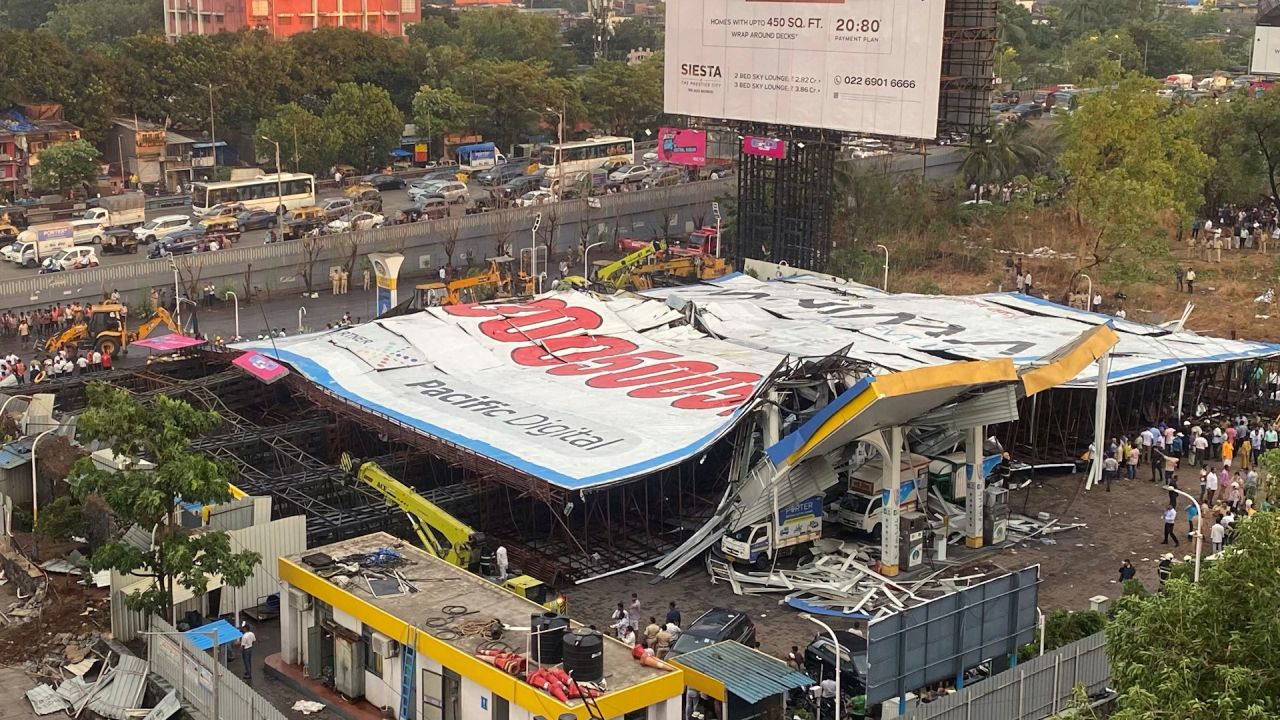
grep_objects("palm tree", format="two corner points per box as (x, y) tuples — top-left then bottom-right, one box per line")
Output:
(1060, 0), (1105, 34)
(961, 125), (1044, 189)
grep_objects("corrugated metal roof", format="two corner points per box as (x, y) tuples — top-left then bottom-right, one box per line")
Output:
(0, 444), (30, 469)
(671, 641), (813, 704)
(122, 525), (153, 552)
(87, 654), (148, 720)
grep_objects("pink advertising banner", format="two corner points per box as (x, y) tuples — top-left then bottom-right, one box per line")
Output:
(657, 128), (707, 166)
(742, 136), (787, 159)
(233, 351), (291, 384)
(130, 334), (205, 351)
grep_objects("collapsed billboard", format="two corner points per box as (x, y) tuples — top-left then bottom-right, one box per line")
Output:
(238, 295), (778, 489)
(664, 0), (948, 139)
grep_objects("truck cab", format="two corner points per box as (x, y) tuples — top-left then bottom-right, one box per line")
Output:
(830, 453), (929, 536)
(721, 495), (823, 564)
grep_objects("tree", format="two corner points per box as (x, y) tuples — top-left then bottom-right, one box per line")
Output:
(607, 18), (664, 62)
(1059, 77), (1210, 279)
(0, 0), (54, 30)
(577, 57), (663, 136)
(31, 139), (100, 194)
(1107, 511), (1280, 718)
(43, 0), (162, 42)
(256, 103), (338, 177)
(1192, 100), (1267, 212)
(68, 384), (261, 622)
(411, 85), (478, 147)
(1237, 88), (1280, 207)
(449, 60), (569, 150)
(960, 125), (1043, 187)
(454, 8), (568, 68)
(321, 82), (404, 171)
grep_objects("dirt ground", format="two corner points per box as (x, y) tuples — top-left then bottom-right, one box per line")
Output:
(569, 465), (1192, 658)
(0, 573), (110, 666)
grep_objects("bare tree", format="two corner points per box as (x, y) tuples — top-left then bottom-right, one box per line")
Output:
(296, 236), (324, 294)
(441, 217), (461, 273)
(342, 234), (362, 279)
(494, 211), (516, 258)
(540, 202), (562, 273)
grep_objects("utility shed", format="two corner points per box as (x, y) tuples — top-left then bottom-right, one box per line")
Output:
(670, 642), (813, 720)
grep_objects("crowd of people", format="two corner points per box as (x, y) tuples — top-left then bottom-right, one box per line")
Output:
(1104, 413), (1274, 588)
(610, 593), (684, 660)
(1187, 204), (1280, 260)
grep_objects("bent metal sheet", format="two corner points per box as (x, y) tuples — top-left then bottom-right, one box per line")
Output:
(238, 294), (777, 490)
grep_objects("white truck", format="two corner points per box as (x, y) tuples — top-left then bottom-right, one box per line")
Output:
(830, 453), (930, 536)
(84, 192), (146, 230)
(721, 495), (824, 565)
(4, 224), (75, 267)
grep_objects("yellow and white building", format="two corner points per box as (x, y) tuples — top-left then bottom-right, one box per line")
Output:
(278, 533), (684, 720)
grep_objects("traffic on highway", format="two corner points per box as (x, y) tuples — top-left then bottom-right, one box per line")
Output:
(0, 136), (726, 282)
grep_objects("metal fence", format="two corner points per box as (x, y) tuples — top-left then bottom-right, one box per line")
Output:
(148, 616), (288, 720)
(901, 632), (1110, 720)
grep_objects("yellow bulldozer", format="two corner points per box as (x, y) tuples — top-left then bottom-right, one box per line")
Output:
(44, 304), (182, 358)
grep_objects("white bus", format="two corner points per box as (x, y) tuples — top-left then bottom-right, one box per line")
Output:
(538, 136), (634, 180)
(190, 173), (316, 217)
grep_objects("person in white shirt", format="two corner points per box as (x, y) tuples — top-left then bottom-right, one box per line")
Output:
(1210, 520), (1225, 554)
(238, 622), (256, 679)
(621, 626), (636, 646)
(495, 545), (508, 579)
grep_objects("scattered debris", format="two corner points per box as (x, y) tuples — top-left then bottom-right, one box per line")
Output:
(26, 684), (71, 715)
(140, 691), (181, 720)
(292, 700), (327, 715)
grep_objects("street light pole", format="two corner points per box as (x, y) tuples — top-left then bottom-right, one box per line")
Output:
(531, 212), (542, 293)
(712, 201), (722, 260)
(261, 136), (285, 240)
(168, 252), (181, 330)
(545, 105), (565, 202)
(224, 291), (239, 341)
(875, 244), (890, 291)
(298, 306), (307, 333)
(1168, 486), (1205, 582)
(198, 82), (221, 179)
(31, 429), (57, 530)
(584, 240), (605, 279)
(801, 613), (840, 720)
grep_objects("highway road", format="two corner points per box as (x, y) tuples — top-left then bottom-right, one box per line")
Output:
(0, 182), (496, 282)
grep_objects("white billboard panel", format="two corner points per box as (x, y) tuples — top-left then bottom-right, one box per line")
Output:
(237, 295), (777, 489)
(664, 0), (948, 139)
(1254, 25), (1280, 75)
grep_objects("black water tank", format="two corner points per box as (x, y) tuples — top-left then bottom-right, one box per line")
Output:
(561, 628), (604, 682)
(530, 612), (569, 665)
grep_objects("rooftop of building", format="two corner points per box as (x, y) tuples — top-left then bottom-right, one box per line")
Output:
(280, 533), (675, 708)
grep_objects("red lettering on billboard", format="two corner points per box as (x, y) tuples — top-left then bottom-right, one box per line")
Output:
(444, 299), (762, 413)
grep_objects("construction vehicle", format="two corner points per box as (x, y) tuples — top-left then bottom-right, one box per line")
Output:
(44, 305), (183, 358)
(414, 256), (517, 308)
(593, 240), (666, 290)
(341, 454), (566, 612)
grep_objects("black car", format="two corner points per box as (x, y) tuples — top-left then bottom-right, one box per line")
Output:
(473, 163), (527, 186)
(236, 208), (279, 231)
(666, 607), (757, 659)
(148, 228), (205, 258)
(363, 173), (406, 190)
(494, 174), (543, 200)
(421, 167), (465, 182)
(803, 632), (869, 696)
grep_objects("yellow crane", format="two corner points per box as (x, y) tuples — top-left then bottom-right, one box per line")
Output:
(340, 454), (566, 612)
(414, 257), (516, 308)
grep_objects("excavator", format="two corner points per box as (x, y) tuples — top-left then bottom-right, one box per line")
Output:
(414, 256), (517, 308)
(44, 304), (183, 358)
(340, 453), (567, 613)
(565, 234), (730, 292)
(567, 240), (668, 292)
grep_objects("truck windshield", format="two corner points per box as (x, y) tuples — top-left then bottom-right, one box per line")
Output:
(839, 494), (872, 514)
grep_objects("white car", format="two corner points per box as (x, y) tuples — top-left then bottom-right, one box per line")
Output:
(514, 190), (554, 207)
(194, 201), (244, 219)
(327, 211), (384, 232)
(641, 150), (659, 162)
(134, 215), (193, 244)
(609, 164), (651, 183)
(409, 180), (469, 204)
(41, 247), (99, 272)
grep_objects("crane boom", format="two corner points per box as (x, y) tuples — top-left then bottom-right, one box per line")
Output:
(343, 454), (483, 569)
(596, 240), (666, 288)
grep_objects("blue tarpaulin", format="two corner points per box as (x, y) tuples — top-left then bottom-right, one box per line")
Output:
(390, 148), (412, 158)
(185, 619), (242, 650)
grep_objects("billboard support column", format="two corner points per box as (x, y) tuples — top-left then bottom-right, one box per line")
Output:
(369, 252), (405, 317)
(1084, 351), (1112, 491)
(965, 425), (986, 549)
(881, 426), (903, 577)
